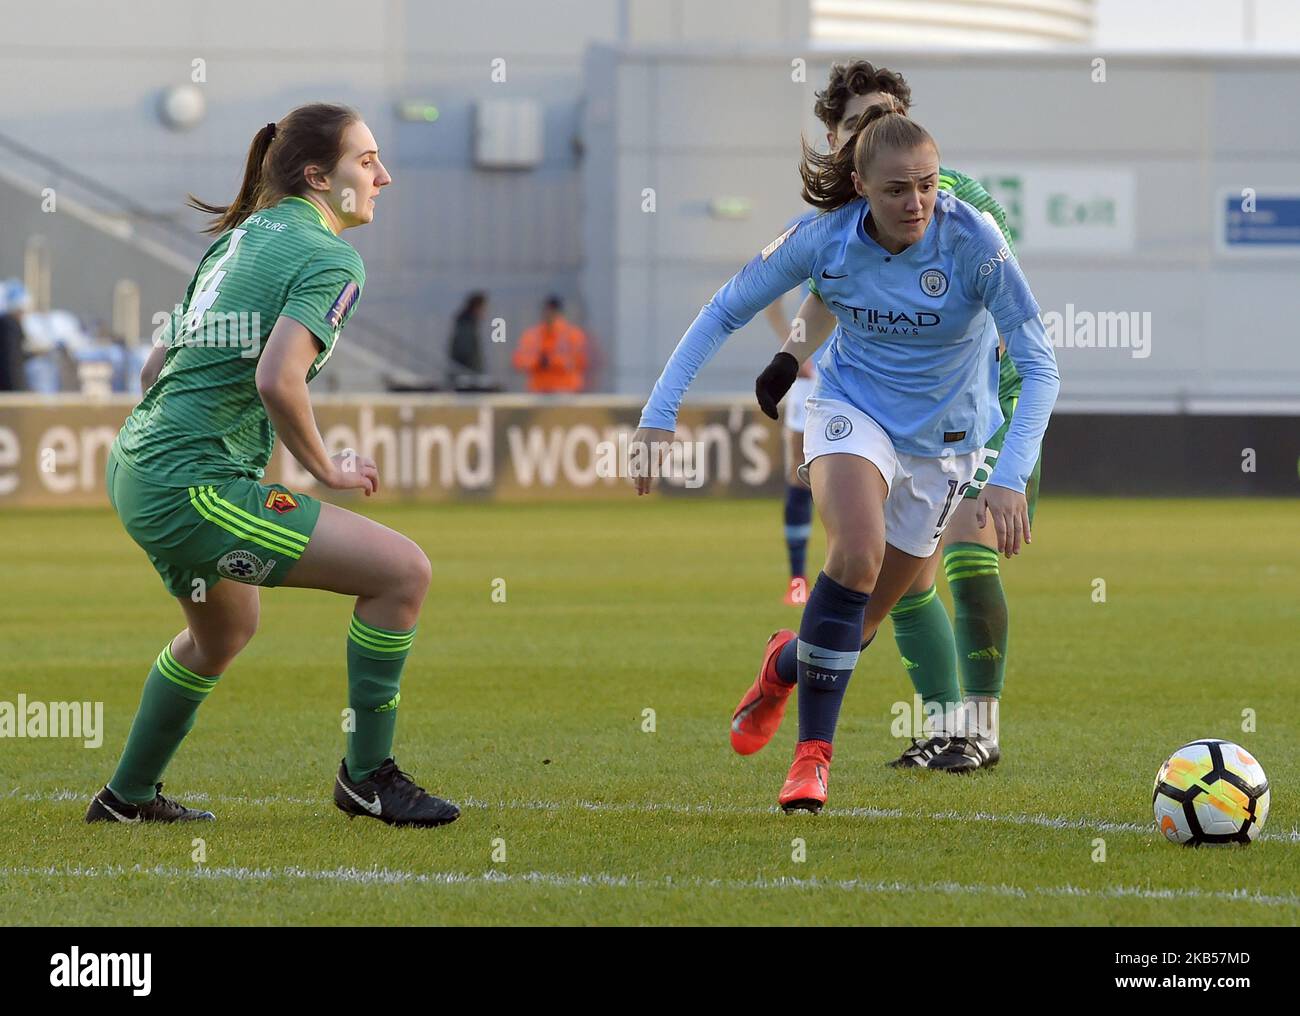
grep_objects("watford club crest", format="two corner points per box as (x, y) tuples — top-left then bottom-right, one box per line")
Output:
(264, 491), (299, 514)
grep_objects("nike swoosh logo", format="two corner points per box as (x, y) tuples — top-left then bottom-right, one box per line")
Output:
(807, 652), (838, 662)
(337, 776), (382, 816)
(732, 695), (764, 733)
(820, 270), (847, 279)
(100, 798), (140, 824)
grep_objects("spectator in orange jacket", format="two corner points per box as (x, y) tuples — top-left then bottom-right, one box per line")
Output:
(512, 295), (588, 393)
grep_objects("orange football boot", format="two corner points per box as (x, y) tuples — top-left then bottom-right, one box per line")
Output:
(779, 739), (832, 813)
(729, 629), (797, 755)
(783, 576), (808, 606)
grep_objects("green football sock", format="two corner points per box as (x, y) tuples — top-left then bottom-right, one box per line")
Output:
(346, 614), (415, 783)
(944, 543), (1008, 699)
(108, 643), (220, 804)
(889, 586), (960, 733)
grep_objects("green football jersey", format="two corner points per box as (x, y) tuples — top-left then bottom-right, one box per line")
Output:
(937, 166), (1021, 398)
(114, 196), (365, 485)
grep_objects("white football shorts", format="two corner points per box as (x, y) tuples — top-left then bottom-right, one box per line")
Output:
(783, 375), (816, 433)
(802, 396), (986, 558)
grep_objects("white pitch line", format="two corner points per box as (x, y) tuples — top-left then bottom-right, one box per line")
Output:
(9, 787), (1298, 844)
(0, 863), (1297, 909)
(457, 796), (1161, 837)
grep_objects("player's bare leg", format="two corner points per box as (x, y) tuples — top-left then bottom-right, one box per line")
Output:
(771, 453), (890, 812)
(282, 503), (458, 826)
(281, 501), (431, 629)
(860, 544), (938, 642)
(172, 580), (261, 675)
(87, 580), (259, 824)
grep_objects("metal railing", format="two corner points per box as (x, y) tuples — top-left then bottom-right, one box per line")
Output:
(0, 127), (443, 382)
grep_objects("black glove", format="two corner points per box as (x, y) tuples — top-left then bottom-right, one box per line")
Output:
(755, 351), (800, 420)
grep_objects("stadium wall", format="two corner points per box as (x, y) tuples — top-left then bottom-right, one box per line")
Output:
(5, 14), (1298, 411)
(583, 48), (1300, 414)
(0, 0), (809, 388)
(0, 397), (1295, 506)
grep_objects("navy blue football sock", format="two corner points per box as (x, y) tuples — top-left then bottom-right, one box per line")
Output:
(783, 485), (813, 578)
(774, 638), (799, 686)
(773, 623), (874, 687)
(796, 571), (870, 743)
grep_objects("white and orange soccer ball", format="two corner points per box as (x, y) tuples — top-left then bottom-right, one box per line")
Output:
(1152, 739), (1270, 846)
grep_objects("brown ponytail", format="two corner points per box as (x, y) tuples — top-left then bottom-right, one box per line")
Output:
(187, 103), (360, 236)
(799, 97), (937, 212)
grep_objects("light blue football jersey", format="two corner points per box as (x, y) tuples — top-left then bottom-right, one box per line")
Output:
(639, 196), (1059, 493)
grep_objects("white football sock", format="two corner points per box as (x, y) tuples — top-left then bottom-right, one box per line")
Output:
(962, 696), (1000, 744)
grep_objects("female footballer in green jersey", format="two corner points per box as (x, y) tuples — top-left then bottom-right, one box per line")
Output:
(767, 62), (1042, 773)
(86, 103), (459, 827)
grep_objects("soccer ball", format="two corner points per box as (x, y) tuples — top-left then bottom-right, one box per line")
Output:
(1152, 739), (1269, 846)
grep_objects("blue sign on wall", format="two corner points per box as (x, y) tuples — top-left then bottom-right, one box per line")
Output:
(1222, 192), (1300, 252)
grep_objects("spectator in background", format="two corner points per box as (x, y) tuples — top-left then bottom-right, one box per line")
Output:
(447, 290), (487, 387)
(0, 280), (30, 392)
(20, 307), (90, 393)
(513, 295), (588, 394)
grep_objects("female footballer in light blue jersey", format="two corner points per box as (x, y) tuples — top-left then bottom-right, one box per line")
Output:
(632, 101), (1059, 812)
(774, 62), (1036, 774)
(799, 71), (1039, 776)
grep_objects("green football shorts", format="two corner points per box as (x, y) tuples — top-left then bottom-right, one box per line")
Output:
(107, 452), (322, 598)
(962, 391), (1042, 524)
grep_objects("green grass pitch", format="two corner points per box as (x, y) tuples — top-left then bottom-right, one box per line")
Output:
(1, 496), (1296, 926)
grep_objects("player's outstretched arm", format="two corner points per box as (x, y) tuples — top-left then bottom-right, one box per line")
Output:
(256, 315), (379, 495)
(639, 219), (819, 441)
(978, 316), (1058, 557)
(977, 484), (1030, 558)
(629, 426), (675, 496)
(958, 213), (1059, 557)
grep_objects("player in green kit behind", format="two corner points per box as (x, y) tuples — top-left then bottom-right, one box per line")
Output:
(86, 103), (459, 827)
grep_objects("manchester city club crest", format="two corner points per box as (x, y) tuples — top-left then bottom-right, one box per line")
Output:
(920, 268), (948, 297)
(825, 415), (853, 441)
